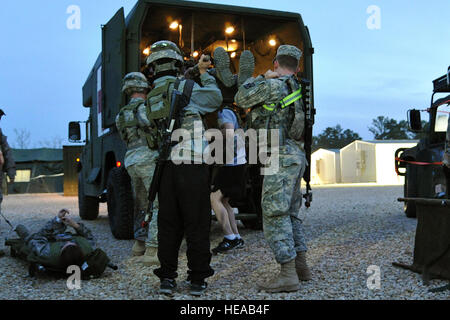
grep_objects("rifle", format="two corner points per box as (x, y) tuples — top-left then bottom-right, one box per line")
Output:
(0, 208), (14, 230)
(142, 87), (185, 228)
(301, 79), (315, 208)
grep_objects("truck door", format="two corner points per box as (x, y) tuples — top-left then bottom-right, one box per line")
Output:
(101, 7), (126, 130)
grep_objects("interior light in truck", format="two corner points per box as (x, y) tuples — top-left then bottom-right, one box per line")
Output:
(269, 39), (277, 47)
(225, 26), (235, 35)
(230, 52), (237, 58)
(143, 47), (150, 55)
(170, 21), (179, 30)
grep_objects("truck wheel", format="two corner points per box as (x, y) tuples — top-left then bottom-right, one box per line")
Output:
(238, 190), (263, 231)
(404, 164), (417, 218)
(78, 174), (99, 220)
(241, 215), (263, 230)
(107, 167), (134, 240)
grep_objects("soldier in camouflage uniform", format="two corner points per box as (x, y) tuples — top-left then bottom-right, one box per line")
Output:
(13, 209), (96, 269)
(146, 40), (222, 297)
(235, 45), (312, 293)
(0, 111), (16, 240)
(115, 73), (159, 266)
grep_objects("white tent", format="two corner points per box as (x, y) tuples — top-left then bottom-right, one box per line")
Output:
(311, 149), (341, 185)
(340, 140), (419, 185)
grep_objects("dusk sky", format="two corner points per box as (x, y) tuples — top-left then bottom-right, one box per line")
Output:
(0, 0), (449, 148)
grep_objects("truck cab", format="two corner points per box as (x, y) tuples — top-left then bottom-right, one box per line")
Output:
(69, 0), (315, 239)
(396, 66), (450, 218)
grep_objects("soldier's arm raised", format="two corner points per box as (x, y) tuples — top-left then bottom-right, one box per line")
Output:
(189, 73), (223, 114)
(36, 217), (67, 239)
(73, 223), (96, 247)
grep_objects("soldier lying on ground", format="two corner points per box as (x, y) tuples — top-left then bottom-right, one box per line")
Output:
(13, 209), (96, 271)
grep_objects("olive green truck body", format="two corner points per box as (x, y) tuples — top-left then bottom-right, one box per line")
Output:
(71, 0), (314, 238)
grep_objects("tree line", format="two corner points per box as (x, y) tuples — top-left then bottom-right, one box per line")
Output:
(11, 128), (64, 149)
(313, 116), (427, 152)
(10, 115), (427, 151)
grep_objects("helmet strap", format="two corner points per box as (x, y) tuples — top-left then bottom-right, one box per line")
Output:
(154, 61), (180, 75)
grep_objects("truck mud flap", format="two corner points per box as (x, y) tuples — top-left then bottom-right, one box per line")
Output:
(394, 198), (450, 282)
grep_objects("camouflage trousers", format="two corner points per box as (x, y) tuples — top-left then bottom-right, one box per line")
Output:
(126, 160), (159, 248)
(261, 142), (307, 264)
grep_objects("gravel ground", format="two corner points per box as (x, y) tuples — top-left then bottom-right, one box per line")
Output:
(0, 186), (449, 300)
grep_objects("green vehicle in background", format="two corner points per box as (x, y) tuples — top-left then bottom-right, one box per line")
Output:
(69, 0), (315, 239)
(396, 66), (450, 218)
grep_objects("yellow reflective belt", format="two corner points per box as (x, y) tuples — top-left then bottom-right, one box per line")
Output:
(263, 89), (302, 111)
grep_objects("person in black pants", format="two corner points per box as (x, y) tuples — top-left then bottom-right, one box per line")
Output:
(156, 163), (214, 294)
(145, 40), (223, 297)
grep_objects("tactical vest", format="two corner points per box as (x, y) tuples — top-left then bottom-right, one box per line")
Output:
(6, 237), (112, 279)
(247, 76), (304, 145)
(116, 101), (157, 150)
(27, 236), (93, 269)
(146, 77), (195, 148)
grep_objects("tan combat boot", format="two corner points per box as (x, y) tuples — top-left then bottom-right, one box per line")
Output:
(258, 260), (300, 293)
(131, 240), (146, 256)
(140, 247), (159, 266)
(296, 251), (312, 281)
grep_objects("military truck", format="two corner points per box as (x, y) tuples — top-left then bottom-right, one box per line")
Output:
(395, 66), (450, 218)
(69, 0), (315, 239)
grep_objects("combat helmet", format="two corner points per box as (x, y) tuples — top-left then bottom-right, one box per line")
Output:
(146, 40), (184, 75)
(122, 72), (150, 95)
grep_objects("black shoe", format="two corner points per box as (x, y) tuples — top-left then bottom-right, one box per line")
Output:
(235, 238), (245, 249)
(159, 278), (177, 296)
(212, 238), (238, 255)
(190, 281), (208, 297)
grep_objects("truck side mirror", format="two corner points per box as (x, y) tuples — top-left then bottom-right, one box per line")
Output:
(408, 109), (422, 132)
(69, 122), (81, 142)
(447, 66), (450, 85)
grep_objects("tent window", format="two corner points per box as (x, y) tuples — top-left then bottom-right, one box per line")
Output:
(8, 169), (31, 183)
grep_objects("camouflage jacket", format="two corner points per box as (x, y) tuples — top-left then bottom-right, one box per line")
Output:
(25, 217), (96, 261)
(235, 75), (305, 152)
(151, 73), (223, 164)
(116, 97), (156, 168)
(0, 128), (16, 180)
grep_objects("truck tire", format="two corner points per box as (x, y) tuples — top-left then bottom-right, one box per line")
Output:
(238, 181), (263, 231)
(404, 164), (417, 218)
(107, 167), (134, 240)
(78, 174), (99, 220)
(241, 214), (263, 230)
